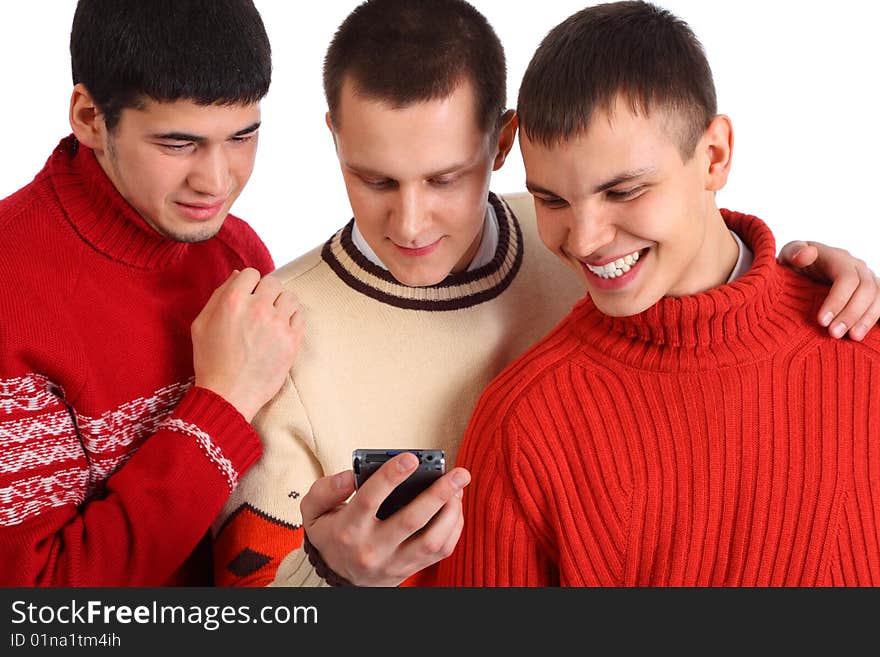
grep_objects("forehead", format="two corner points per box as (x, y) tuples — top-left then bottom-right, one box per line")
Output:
(522, 100), (682, 184)
(333, 78), (489, 174)
(116, 98), (261, 136)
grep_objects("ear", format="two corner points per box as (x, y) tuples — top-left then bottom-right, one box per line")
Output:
(325, 111), (339, 149)
(492, 109), (518, 171)
(702, 114), (733, 192)
(69, 83), (107, 152)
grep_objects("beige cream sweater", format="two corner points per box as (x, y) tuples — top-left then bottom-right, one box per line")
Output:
(212, 193), (585, 586)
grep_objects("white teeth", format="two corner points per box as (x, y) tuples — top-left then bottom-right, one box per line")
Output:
(584, 249), (644, 279)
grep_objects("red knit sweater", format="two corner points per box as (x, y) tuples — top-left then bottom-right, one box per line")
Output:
(436, 211), (880, 586)
(0, 136), (273, 586)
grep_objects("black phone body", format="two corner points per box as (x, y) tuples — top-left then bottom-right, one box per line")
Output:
(352, 449), (446, 520)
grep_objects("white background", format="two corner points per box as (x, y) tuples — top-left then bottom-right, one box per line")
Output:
(1, 1), (877, 269)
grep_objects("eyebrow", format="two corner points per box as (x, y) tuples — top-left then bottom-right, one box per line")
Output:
(526, 167), (657, 198)
(344, 158), (474, 180)
(151, 121), (261, 143)
(525, 181), (561, 197)
(593, 167), (656, 193)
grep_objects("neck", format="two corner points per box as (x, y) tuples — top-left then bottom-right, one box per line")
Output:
(577, 210), (820, 371)
(668, 207), (740, 297)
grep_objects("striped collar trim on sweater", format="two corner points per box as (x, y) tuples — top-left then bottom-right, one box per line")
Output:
(321, 193), (524, 311)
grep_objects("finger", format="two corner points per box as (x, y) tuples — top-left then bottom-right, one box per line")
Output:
(251, 272), (283, 302)
(381, 467), (470, 544)
(394, 496), (465, 582)
(348, 453), (420, 519)
(227, 267), (262, 295)
(816, 269), (860, 330)
(778, 241), (818, 269)
(300, 470), (355, 529)
(274, 290), (300, 319)
(825, 264), (875, 339)
(842, 272), (880, 342)
(848, 295), (880, 342)
(290, 306), (305, 333)
(197, 269), (241, 316)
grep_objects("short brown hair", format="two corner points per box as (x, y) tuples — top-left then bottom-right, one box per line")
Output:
(517, 1), (716, 158)
(323, 0), (506, 135)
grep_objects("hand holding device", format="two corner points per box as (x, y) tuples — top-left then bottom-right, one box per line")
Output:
(299, 451), (470, 586)
(353, 449), (445, 519)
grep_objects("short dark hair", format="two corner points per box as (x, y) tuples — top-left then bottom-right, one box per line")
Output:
(517, 1), (717, 158)
(323, 0), (506, 135)
(71, 0), (272, 132)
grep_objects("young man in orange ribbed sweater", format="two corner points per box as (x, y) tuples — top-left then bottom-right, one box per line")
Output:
(436, 0), (880, 586)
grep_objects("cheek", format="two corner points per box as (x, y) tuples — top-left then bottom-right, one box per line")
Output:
(230, 150), (257, 186)
(345, 189), (386, 240)
(536, 212), (566, 252)
(444, 196), (484, 236)
(126, 153), (182, 202)
(625, 192), (678, 243)
(342, 179), (376, 214)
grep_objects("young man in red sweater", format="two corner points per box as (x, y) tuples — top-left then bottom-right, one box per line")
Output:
(437, 0), (880, 586)
(0, 0), (302, 586)
(252, 0), (880, 588)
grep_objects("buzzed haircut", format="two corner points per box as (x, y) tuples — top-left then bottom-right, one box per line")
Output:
(517, 0), (717, 159)
(323, 0), (506, 136)
(71, 0), (272, 132)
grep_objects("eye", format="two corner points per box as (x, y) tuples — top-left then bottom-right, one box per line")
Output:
(536, 196), (568, 210)
(430, 176), (458, 187)
(363, 177), (395, 190)
(231, 133), (257, 145)
(606, 186), (644, 201)
(159, 142), (193, 153)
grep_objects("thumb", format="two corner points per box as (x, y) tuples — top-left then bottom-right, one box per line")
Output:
(300, 470), (355, 528)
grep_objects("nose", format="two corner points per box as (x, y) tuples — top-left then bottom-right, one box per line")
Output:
(188, 146), (230, 197)
(389, 185), (429, 244)
(566, 201), (615, 257)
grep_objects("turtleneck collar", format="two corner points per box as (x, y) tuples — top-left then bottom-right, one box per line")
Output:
(577, 210), (822, 371)
(46, 135), (190, 270)
(321, 193), (524, 311)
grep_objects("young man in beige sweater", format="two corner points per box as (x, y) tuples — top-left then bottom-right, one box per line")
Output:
(211, 0), (880, 587)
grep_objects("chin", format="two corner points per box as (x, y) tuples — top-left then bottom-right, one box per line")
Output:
(590, 291), (658, 318)
(387, 265), (448, 288)
(164, 220), (226, 244)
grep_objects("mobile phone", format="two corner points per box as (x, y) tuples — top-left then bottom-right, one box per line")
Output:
(352, 449), (446, 520)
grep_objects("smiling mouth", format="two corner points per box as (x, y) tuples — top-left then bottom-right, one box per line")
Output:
(394, 238), (443, 257)
(175, 201), (226, 221)
(584, 248), (649, 279)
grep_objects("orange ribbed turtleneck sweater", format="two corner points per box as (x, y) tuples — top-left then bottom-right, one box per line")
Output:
(436, 211), (880, 586)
